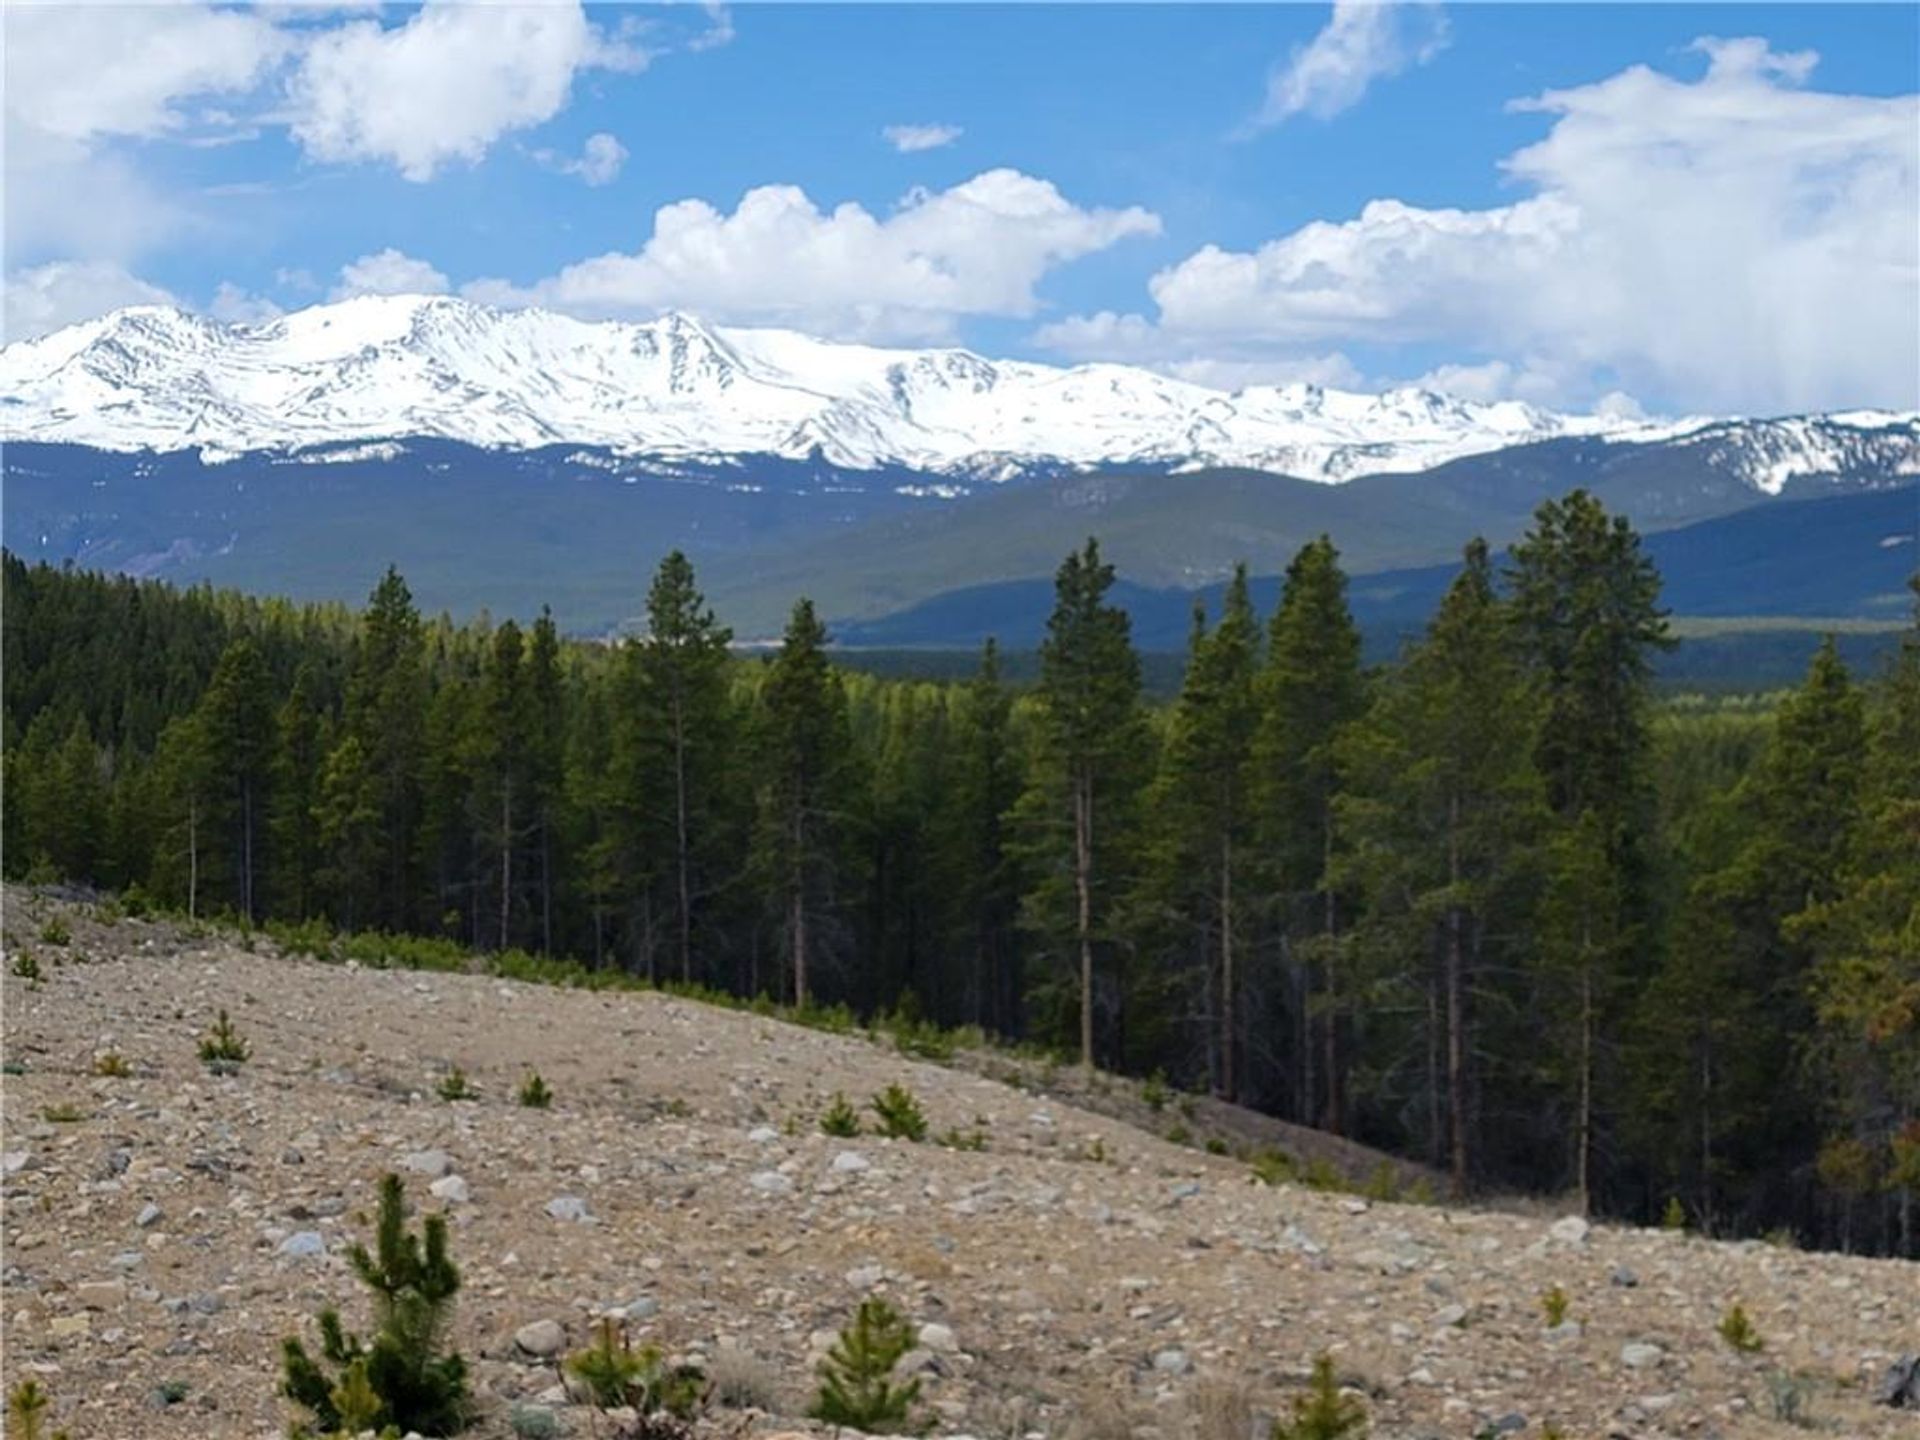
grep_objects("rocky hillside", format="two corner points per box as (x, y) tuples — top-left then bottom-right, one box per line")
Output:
(2, 890), (1915, 1439)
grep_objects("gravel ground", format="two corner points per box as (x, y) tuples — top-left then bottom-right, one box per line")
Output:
(2, 890), (1915, 1439)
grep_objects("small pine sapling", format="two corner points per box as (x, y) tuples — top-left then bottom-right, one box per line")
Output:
(198, 1008), (250, 1070)
(1272, 1354), (1366, 1440)
(7, 1378), (72, 1440)
(820, 1091), (862, 1137)
(1661, 1196), (1688, 1231)
(808, 1296), (923, 1433)
(280, 1173), (469, 1437)
(11, 952), (41, 984)
(870, 1084), (928, 1142)
(1718, 1302), (1763, 1353)
(437, 1066), (475, 1102)
(517, 1071), (553, 1109)
(93, 1050), (133, 1077)
(565, 1318), (706, 1418)
(38, 917), (69, 947)
(1540, 1284), (1571, 1328)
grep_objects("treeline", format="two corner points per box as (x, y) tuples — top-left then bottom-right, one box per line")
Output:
(3, 491), (1915, 1255)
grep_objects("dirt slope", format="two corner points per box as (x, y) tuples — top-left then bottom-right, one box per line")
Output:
(2, 892), (1913, 1439)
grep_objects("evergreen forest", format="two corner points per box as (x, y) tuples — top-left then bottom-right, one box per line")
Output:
(5, 488), (1915, 1257)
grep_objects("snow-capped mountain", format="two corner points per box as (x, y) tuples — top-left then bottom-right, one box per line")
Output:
(3, 294), (1915, 487)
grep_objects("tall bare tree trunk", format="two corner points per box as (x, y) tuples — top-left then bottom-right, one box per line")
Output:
(498, 786), (513, 952)
(673, 688), (693, 984)
(1577, 937), (1593, 1215)
(1075, 770), (1094, 1072)
(1321, 811), (1342, 1135)
(1220, 834), (1235, 1102)
(241, 777), (254, 920)
(187, 798), (199, 922)
(790, 806), (808, 1009)
(1446, 793), (1468, 1196)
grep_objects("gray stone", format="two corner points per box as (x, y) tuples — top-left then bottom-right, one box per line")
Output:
(1153, 1347), (1191, 1375)
(403, 1149), (454, 1178)
(748, 1170), (793, 1196)
(831, 1151), (870, 1174)
(429, 1174), (470, 1204)
(1610, 1263), (1639, 1288)
(135, 1202), (163, 1228)
(544, 1195), (591, 1223)
(278, 1231), (325, 1259)
(918, 1321), (958, 1353)
(1875, 1353), (1920, 1408)
(1433, 1303), (1469, 1328)
(1549, 1215), (1591, 1245)
(747, 1125), (779, 1143)
(1620, 1342), (1665, 1370)
(515, 1318), (566, 1358)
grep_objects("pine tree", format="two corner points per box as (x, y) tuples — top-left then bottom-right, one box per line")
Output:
(192, 638), (275, 919)
(1508, 491), (1671, 1206)
(634, 552), (736, 984)
(943, 638), (1023, 1032)
(1253, 537), (1365, 1131)
(1022, 538), (1147, 1070)
(1148, 567), (1261, 1098)
(281, 1173), (468, 1437)
(343, 568), (428, 931)
(268, 665), (325, 918)
(752, 598), (855, 1008)
(808, 1296), (923, 1432)
(1338, 540), (1543, 1191)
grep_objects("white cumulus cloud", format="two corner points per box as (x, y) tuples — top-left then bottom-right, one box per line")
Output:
(1051, 39), (1920, 413)
(3, 261), (179, 343)
(287, 2), (646, 182)
(465, 169), (1161, 342)
(533, 132), (629, 186)
(332, 249), (451, 300)
(1251, 0), (1448, 128)
(883, 123), (963, 154)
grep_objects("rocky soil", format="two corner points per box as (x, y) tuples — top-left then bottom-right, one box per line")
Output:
(2, 890), (1915, 1439)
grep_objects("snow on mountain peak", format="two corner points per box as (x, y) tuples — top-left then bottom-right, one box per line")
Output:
(2, 294), (1915, 485)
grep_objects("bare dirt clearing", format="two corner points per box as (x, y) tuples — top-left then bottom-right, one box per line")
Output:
(2, 892), (1914, 1438)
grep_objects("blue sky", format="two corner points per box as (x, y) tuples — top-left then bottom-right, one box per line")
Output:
(5, 3), (1917, 415)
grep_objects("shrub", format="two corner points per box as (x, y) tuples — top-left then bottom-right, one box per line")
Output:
(1661, 1196), (1687, 1231)
(7, 1378), (71, 1440)
(820, 1092), (862, 1137)
(517, 1071), (553, 1109)
(708, 1342), (781, 1410)
(1141, 1069), (1170, 1112)
(870, 1084), (928, 1142)
(437, 1066), (476, 1102)
(1251, 1149), (1298, 1186)
(93, 1051), (132, 1078)
(1540, 1284), (1570, 1328)
(154, 1379), (190, 1406)
(11, 952), (41, 984)
(1718, 1302), (1763, 1353)
(280, 1172), (470, 1437)
(808, 1297), (923, 1432)
(42, 1102), (84, 1123)
(1272, 1354), (1366, 1440)
(1764, 1370), (1812, 1426)
(38, 917), (70, 948)
(1165, 1122), (1192, 1146)
(940, 1126), (988, 1152)
(198, 1009), (250, 1070)
(510, 1404), (562, 1439)
(564, 1318), (706, 1417)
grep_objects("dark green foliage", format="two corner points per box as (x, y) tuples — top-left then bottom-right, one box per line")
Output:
(7, 1377), (70, 1440)
(6, 519), (1915, 1257)
(198, 1008), (250, 1068)
(1718, 1302), (1763, 1353)
(517, 1071), (552, 1109)
(870, 1083), (928, 1142)
(820, 1092), (861, 1137)
(1272, 1354), (1366, 1440)
(281, 1172), (469, 1437)
(808, 1297), (923, 1432)
(437, 1067), (475, 1102)
(12, 952), (41, 984)
(565, 1318), (707, 1417)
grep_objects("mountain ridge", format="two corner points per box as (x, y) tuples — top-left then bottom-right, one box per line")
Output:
(6, 293), (1916, 487)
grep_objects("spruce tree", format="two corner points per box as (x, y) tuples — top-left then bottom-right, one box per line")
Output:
(343, 567), (428, 931)
(192, 638), (275, 919)
(1023, 538), (1147, 1070)
(268, 665), (325, 919)
(944, 638), (1022, 1032)
(752, 598), (855, 1008)
(1253, 536), (1365, 1131)
(634, 552), (735, 984)
(1338, 540), (1543, 1191)
(1148, 566), (1260, 1099)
